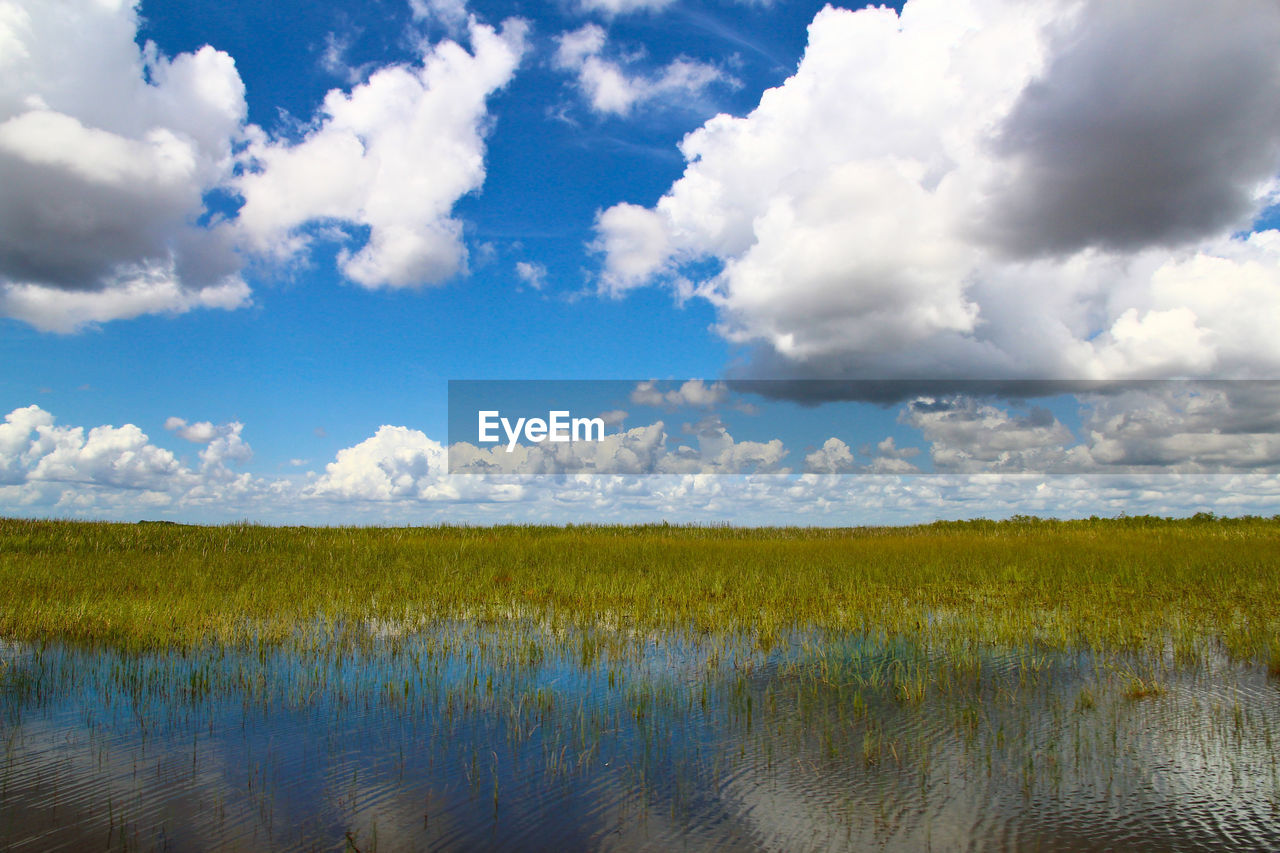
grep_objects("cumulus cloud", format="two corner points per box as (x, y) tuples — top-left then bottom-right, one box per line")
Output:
(3, 405), (1279, 524)
(0, 406), (265, 517)
(27, 424), (186, 491)
(982, 0), (1280, 256)
(904, 396), (1077, 473)
(0, 405), (55, 485)
(802, 434), (923, 474)
(309, 425), (458, 500)
(1075, 383), (1280, 472)
(803, 437), (855, 474)
(0, 0), (250, 331)
(892, 383), (1280, 474)
(164, 416), (252, 477)
(1, 2), (526, 330)
(0, 405), (185, 492)
(664, 416), (788, 474)
(8, 390), (1265, 518)
(236, 18), (527, 289)
(595, 0), (1280, 380)
(553, 24), (732, 117)
(630, 379), (728, 408)
(165, 417), (218, 443)
(594, 202), (675, 292)
(866, 437), (923, 474)
(514, 261), (546, 290)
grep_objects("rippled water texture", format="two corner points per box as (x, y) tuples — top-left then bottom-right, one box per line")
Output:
(2, 626), (1278, 850)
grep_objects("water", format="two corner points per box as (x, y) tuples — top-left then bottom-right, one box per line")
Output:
(1, 626), (1278, 850)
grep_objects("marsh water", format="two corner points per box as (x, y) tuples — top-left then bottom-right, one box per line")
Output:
(2, 624), (1278, 851)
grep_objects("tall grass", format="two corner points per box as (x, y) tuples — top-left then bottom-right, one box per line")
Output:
(0, 516), (1276, 662)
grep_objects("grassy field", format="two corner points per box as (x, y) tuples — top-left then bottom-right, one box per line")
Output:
(1, 515), (1277, 663)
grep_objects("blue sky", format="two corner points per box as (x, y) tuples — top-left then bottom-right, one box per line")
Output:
(3, 0), (1280, 523)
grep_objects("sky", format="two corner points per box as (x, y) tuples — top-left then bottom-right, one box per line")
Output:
(2, 0), (1280, 524)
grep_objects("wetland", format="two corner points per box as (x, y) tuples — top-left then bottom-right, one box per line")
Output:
(1, 517), (1278, 850)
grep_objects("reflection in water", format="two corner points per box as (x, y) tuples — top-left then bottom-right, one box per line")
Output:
(1, 626), (1278, 850)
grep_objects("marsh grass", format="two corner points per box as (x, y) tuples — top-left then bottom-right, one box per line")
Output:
(1, 515), (1277, 665)
(1, 514), (1277, 787)
(2, 610), (1278, 849)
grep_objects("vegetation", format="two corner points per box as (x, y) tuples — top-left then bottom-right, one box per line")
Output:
(0, 515), (1276, 663)
(2, 516), (1277, 848)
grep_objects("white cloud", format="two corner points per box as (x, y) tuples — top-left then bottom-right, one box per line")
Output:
(871, 436), (920, 461)
(0, 0), (250, 330)
(2, 405), (1279, 524)
(309, 425), (458, 500)
(594, 202), (674, 293)
(201, 423), (253, 477)
(163, 416), (252, 477)
(553, 24), (732, 117)
(0, 406), (265, 515)
(408, 0), (469, 30)
(802, 434), (923, 474)
(235, 18), (526, 290)
(449, 422), (668, 475)
(0, 268), (249, 333)
(630, 379), (728, 408)
(595, 0), (1280, 380)
(0, 404), (54, 485)
(663, 415), (788, 474)
(554, 23), (607, 69)
(1076, 384), (1280, 472)
(23, 415), (186, 492)
(0, 2), (527, 330)
(804, 437), (855, 474)
(319, 31), (369, 85)
(891, 385), (1280, 474)
(165, 417), (219, 443)
(866, 436), (923, 474)
(574, 0), (674, 17)
(514, 260), (546, 289)
(904, 396), (1076, 473)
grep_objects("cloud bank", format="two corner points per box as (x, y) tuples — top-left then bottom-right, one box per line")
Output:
(0, 0), (250, 331)
(0, 0), (526, 330)
(3, 404), (1279, 524)
(595, 0), (1280, 381)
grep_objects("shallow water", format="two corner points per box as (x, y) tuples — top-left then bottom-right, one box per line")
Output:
(1, 627), (1278, 851)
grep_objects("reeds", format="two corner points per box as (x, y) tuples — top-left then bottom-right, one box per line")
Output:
(0, 516), (1276, 666)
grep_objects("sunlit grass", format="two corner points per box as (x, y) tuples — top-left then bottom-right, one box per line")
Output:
(0, 515), (1277, 663)
(1, 515), (1277, 663)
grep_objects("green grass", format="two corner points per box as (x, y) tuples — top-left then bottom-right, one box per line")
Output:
(0, 515), (1277, 662)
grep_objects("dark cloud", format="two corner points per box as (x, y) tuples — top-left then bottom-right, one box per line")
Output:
(1077, 382), (1280, 471)
(0, 153), (190, 290)
(724, 377), (1126, 406)
(982, 0), (1280, 257)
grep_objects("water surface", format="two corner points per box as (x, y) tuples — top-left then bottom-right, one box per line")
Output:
(2, 626), (1277, 850)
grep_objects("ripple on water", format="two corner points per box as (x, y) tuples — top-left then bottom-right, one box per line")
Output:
(1, 629), (1278, 850)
